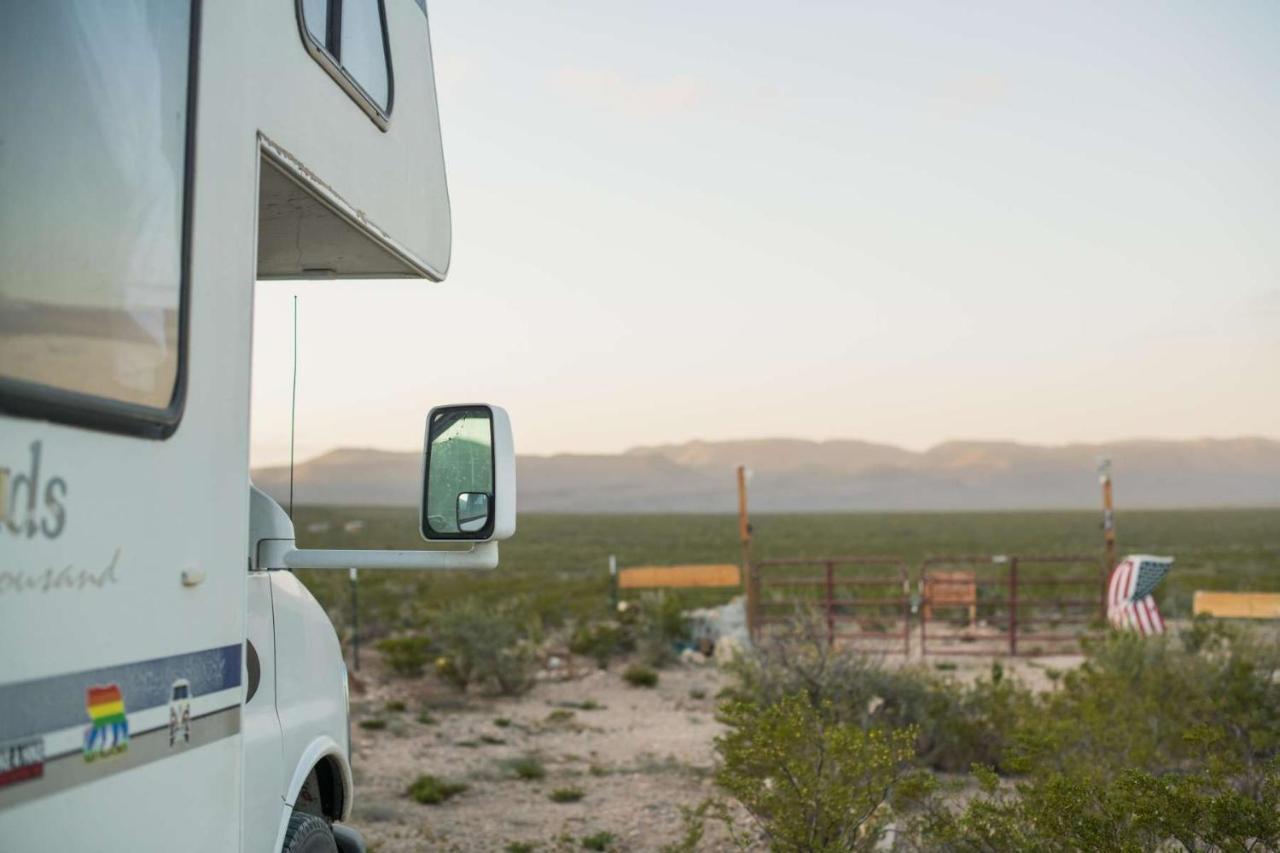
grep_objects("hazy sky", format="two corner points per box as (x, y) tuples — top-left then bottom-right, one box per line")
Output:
(251, 0), (1279, 467)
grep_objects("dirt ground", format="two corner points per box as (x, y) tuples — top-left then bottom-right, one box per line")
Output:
(348, 656), (746, 852)
(344, 644), (1081, 853)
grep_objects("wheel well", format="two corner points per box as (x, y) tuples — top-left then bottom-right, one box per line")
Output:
(296, 756), (346, 820)
(313, 756), (346, 820)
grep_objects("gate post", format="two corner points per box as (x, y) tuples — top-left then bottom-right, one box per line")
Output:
(1008, 557), (1019, 656)
(825, 561), (835, 648)
(919, 564), (928, 656)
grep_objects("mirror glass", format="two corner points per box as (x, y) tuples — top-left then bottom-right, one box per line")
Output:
(423, 407), (494, 538)
(456, 492), (491, 533)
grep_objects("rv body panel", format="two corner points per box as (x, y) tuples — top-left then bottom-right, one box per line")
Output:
(2, 0), (453, 849)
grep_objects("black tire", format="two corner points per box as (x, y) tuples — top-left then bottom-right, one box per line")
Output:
(282, 812), (338, 853)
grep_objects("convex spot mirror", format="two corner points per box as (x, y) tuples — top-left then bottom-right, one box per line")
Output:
(421, 404), (516, 542)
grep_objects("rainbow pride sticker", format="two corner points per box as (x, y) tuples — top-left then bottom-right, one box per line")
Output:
(83, 684), (129, 762)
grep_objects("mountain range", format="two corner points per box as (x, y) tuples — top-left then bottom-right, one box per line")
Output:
(251, 437), (1280, 512)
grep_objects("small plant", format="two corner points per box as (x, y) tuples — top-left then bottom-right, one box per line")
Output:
(494, 717), (512, 728)
(358, 718), (387, 731)
(416, 709), (438, 725)
(480, 734), (506, 745)
(934, 661), (957, 672)
(623, 664), (658, 688)
(588, 764), (608, 777)
(688, 687), (707, 700)
(506, 755), (546, 781)
(570, 621), (632, 668)
(581, 830), (615, 851)
(545, 709), (576, 725)
(406, 774), (468, 805)
(549, 786), (585, 803)
(385, 699), (406, 712)
(505, 843), (536, 853)
(376, 634), (433, 677)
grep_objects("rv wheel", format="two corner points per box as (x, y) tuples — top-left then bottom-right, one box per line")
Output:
(282, 812), (338, 853)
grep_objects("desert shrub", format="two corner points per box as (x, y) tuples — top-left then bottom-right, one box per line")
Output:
(431, 598), (539, 696)
(505, 755), (546, 781)
(904, 761), (1280, 852)
(716, 693), (920, 852)
(1008, 624), (1280, 785)
(406, 774), (468, 805)
(358, 718), (387, 731)
(384, 699), (406, 712)
(415, 709), (438, 725)
(570, 621), (633, 668)
(550, 786), (585, 803)
(622, 664), (659, 688)
(631, 592), (691, 666)
(726, 617), (1032, 772)
(504, 843), (536, 853)
(580, 831), (615, 851)
(376, 634), (433, 676)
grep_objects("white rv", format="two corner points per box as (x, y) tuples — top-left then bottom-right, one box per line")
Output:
(0, 2), (514, 850)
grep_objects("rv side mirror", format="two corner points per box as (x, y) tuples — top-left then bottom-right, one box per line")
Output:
(420, 404), (516, 542)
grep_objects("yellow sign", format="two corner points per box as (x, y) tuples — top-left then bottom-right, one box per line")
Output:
(618, 564), (741, 590)
(1193, 591), (1280, 620)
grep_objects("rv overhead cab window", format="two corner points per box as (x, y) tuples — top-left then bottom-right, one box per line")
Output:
(299, 0), (393, 126)
(0, 1), (196, 437)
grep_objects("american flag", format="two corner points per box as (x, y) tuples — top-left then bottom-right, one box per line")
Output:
(1107, 555), (1173, 635)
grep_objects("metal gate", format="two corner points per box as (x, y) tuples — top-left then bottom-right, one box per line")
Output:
(919, 554), (1104, 656)
(751, 556), (911, 654)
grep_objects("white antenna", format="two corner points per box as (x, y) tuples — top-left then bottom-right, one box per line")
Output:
(288, 295), (298, 519)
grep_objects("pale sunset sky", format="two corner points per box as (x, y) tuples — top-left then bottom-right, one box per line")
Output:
(251, 0), (1280, 466)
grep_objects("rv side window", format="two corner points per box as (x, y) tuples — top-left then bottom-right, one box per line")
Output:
(0, 1), (197, 437)
(298, 0), (394, 126)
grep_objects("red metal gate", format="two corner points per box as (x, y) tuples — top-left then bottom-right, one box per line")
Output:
(919, 554), (1104, 656)
(751, 556), (911, 654)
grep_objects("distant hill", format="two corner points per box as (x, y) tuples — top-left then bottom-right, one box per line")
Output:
(252, 437), (1280, 511)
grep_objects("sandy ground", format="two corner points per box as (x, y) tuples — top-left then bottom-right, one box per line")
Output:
(343, 641), (1081, 853)
(348, 657), (750, 852)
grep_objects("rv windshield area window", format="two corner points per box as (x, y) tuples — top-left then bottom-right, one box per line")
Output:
(299, 0), (393, 120)
(0, 1), (194, 425)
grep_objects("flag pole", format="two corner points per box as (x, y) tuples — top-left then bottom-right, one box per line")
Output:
(737, 465), (755, 637)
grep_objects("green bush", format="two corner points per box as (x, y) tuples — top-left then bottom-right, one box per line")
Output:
(570, 621), (633, 668)
(726, 617), (1033, 772)
(431, 599), (539, 696)
(384, 699), (406, 712)
(716, 693), (919, 851)
(717, 619), (1280, 851)
(631, 592), (691, 667)
(406, 774), (468, 805)
(580, 831), (615, 851)
(358, 718), (387, 731)
(376, 634), (433, 676)
(505, 755), (546, 781)
(906, 762), (1280, 851)
(622, 664), (658, 688)
(1008, 624), (1280, 784)
(549, 786), (585, 803)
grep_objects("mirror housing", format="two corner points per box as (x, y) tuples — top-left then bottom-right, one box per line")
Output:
(420, 404), (516, 542)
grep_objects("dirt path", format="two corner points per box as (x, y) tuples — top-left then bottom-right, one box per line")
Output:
(349, 659), (744, 852)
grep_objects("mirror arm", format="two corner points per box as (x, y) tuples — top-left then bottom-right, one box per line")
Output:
(258, 539), (499, 571)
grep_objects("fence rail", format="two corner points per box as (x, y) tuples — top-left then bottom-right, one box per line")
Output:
(752, 556), (911, 655)
(747, 553), (1106, 657)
